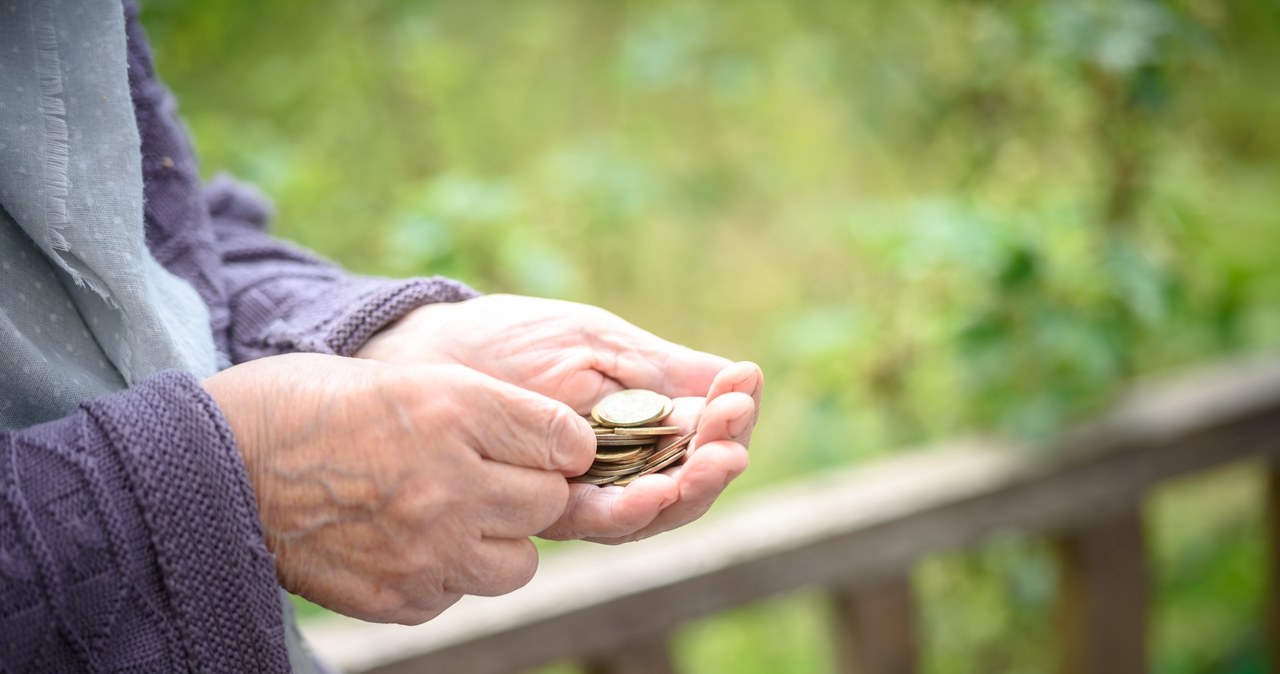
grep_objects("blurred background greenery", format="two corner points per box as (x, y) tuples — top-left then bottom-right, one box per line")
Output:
(141, 0), (1279, 672)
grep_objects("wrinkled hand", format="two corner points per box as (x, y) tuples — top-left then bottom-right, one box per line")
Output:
(203, 353), (595, 623)
(355, 294), (763, 544)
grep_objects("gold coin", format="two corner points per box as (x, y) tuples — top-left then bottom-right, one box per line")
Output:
(651, 430), (695, 457)
(569, 473), (621, 485)
(618, 450), (686, 485)
(594, 435), (657, 447)
(616, 425), (681, 436)
(593, 447), (653, 463)
(585, 464), (645, 477)
(639, 445), (683, 471)
(641, 446), (687, 472)
(613, 431), (696, 486)
(591, 389), (672, 428)
(573, 429), (695, 487)
(592, 460), (648, 470)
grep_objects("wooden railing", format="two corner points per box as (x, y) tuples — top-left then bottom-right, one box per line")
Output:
(301, 355), (1280, 674)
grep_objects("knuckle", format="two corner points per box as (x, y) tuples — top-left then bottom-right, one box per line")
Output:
(538, 483), (590, 541)
(378, 371), (453, 432)
(543, 404), (593, 472)
(530, 476), (570, 531)
(497, 541), (540, 594)
(458, 540), (539, 597)
(399, 365), (485, 438)
(394, 594), (460, 626)
(357, 586), (413, 624)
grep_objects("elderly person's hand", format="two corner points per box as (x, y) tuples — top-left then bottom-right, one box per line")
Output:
(203, 353), (595, 623)
(354, 294), (763, 544)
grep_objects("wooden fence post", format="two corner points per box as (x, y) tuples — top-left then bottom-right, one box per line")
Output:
(582, 637), (678, 674)
(1053, 506), (1149, 674)
(830, 575), (918, 674)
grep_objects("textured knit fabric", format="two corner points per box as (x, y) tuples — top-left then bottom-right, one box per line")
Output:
(0, 0), (219, 429)
(0, 372), (288, 672)
(203, 176), (478, 363)
(0, 0), (481, 671)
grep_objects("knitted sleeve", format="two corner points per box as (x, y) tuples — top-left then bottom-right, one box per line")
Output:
(0, 370), (290, 672)
(204, 176), (480, 364)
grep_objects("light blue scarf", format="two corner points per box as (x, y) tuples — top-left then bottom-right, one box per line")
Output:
(1, 2), (314, 670)
(0, 0), (218, 429)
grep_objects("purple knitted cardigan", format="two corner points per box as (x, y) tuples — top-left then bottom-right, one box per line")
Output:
(0, 2), (477, 671)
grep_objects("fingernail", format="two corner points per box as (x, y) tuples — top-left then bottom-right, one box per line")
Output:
(735, 364), (761, 397)
(747, 373), (761, 399)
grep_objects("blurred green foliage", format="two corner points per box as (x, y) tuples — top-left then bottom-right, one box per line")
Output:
(141, 0), (1279, 671)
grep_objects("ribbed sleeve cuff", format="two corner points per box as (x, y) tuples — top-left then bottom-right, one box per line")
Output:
(82, 371), (290, 673)
(265, 275), (480, 357)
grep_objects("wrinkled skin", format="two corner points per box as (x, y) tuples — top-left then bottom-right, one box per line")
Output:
(355, 294), (763, 544)
(204, 354), (596, 624)
(205, 294), (761, 625)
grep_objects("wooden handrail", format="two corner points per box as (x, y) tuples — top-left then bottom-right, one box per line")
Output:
(302, 355), (1280, 674)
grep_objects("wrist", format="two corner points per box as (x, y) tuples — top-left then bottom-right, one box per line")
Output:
(353, 300), (455, 362)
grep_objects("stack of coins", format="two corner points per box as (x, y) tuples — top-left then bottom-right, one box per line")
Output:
(570, 389), (696, 487)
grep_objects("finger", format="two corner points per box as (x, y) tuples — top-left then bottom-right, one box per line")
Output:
(451, 367), (597, 475)
(608, 367), (758, 447)
(706, 362), (763, 414)
(446, 537), (541, 597)
(474, 461), (571, 537)
(538, 477), (678, 541)
(691, 391), (755, 453)
(590, 316), (732, 398)
(705, 362), (763, 447)
(706, 361), (764, 405)
(586, 440), (748, 544)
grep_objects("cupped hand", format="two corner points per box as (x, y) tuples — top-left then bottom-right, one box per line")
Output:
(202, 353), (595, 624)
(354, 294), (763, 543)
(547, 360), (760, 544)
